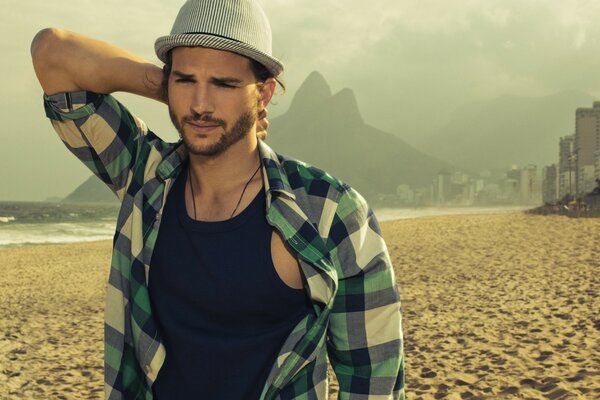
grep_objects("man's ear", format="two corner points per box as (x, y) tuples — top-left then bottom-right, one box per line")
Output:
(257, 78), (276, 111)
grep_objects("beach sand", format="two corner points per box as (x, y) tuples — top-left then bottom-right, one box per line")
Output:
(1, 213), (599, 399)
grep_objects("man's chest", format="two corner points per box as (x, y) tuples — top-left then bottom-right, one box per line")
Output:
(148, 173), (306, 318)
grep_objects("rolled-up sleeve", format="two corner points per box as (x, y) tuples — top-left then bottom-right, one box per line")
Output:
(326, 185), (405, 399)
(44, 91), (148, 201)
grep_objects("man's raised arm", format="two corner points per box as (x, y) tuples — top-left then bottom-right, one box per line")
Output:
(31, 28), (164, 102)
(30, 28), (167, 201)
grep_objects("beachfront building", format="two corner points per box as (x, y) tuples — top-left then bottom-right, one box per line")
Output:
(430, 166), (547, 206)
(433, 169), (452, 204)
(475, 183), (501, 204)
(580, 165), (596, 194)
(595, 150), (600, 181)
(414, 187), (432, 206)
(431, 170), (478, 205)
(396, 184), (415, 205)
(575, 104), (600, 194)
(558, 135), (576, 198)
(450, 172), (473, 205)
(474, 178), (485, 194)
(520, 164), (542, 204)
(502, 167), (520, 203)
(503, 179), (519, 203)
(542, 164), (558, 204)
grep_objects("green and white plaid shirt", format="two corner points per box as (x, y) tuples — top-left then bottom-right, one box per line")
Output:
(44, 91), (405, 400)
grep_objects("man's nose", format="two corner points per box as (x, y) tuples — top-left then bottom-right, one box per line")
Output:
(190, 85), (215, 115)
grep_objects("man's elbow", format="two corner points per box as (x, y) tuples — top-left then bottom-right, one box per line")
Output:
(31, 28), (62, 62)
(31, 28), (74, 95)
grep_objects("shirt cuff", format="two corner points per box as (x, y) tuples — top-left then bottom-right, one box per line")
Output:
(43, 91), (106, 121)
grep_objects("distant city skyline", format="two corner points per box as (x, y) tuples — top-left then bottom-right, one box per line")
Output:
(5, 0), (600, 201)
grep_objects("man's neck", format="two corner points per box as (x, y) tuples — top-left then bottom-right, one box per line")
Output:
(185, 135), (263, 220)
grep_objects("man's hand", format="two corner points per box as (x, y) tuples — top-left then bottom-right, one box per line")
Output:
(257, 108), (269, 140)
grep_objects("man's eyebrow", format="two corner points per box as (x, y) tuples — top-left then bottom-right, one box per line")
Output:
(171, 71), (243, 85)
(209, 76), (243, 85)
(172, 70), (195, 79)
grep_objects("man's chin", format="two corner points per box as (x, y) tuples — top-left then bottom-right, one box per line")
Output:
(182, 138), (224, 157)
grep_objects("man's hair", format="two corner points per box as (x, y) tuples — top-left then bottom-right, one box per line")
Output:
(160, 50), (285, 102)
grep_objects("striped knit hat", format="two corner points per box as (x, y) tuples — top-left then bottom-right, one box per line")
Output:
(155, 0), (283, 76)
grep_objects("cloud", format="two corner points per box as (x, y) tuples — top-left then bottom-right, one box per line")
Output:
(260, 1), (600, 107)
(6, 0), (600, 199)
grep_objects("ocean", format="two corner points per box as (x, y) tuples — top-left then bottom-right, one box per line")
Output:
(0, 202), (119, 248)
(0, 202), (530, 248)
(375, 205), (531, 222)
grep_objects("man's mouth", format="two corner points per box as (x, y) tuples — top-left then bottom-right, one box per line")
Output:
(186, 120), (223, 133)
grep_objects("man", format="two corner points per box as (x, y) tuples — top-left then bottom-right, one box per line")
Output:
(31, 0), (404, 399)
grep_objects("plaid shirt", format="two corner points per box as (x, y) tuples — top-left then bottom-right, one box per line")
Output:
(44, 91), (405, 400)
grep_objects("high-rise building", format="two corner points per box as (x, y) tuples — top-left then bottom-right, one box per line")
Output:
(505, 167), (521, 203)
(575, 103), (600, 194)
(558, 135), (575, 199)
(542, 164), (558, 204)
(395, 184), (415, 205)
(595, 149), (600, 181)
(520, 164), (541, 204)
(433, 169), (452, 204)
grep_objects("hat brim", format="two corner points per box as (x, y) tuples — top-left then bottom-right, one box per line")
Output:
(155, 33), (283, 76)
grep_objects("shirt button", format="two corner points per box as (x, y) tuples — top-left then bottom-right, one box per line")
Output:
(145, 364), (152, 373)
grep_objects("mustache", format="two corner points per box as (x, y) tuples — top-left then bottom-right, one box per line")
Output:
(182, 113), (226, 127)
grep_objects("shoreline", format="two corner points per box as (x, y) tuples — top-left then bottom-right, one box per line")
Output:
(0, 238), (113, 250)
(374, 205), (532, 222)
(1, 208), (533, 249)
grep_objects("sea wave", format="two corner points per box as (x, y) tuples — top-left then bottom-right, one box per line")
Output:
(0, 206), (531, 248)
(0, 221), (115, 247)
(374, 206), (530, 222)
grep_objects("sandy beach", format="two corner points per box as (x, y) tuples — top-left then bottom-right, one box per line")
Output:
(1, 212), (599, 399)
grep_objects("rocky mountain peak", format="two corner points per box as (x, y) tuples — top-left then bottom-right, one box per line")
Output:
(288, 71), (332, 111)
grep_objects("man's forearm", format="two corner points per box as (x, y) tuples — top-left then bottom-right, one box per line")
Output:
(31, 28), (164, 102)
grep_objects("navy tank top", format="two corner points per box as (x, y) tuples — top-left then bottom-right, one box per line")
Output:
(149, 167), (312, 400)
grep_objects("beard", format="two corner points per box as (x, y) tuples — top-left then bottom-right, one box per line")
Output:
(170, 106), (257, 157)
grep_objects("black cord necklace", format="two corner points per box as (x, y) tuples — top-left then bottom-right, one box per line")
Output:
(188, 161), (262, 220)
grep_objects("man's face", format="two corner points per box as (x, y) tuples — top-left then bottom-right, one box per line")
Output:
(167, 47), (266, 157)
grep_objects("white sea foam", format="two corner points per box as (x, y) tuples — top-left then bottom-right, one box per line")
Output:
(0, 207), (530, 247)
(0, 221), (115, 247)
(373, 206), (530, 222)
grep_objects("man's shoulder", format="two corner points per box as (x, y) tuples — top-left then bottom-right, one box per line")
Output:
(259, 141), (369, 219)
(273, 152), (369, 215)
(276, 153), (349, 195)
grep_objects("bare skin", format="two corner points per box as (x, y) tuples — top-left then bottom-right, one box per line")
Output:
(169, 46), (303, 289)
(31, 28), (302, 290)
(30, 28), (268, 131)
(31, 28), (164, 101)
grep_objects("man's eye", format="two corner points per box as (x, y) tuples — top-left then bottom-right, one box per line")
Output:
(216, 82), (237, 89)
(175, 78), (194, 83)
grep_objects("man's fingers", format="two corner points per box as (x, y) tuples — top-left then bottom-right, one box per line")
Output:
(257, 108), (269, 140)
(258, 108), (268, 120)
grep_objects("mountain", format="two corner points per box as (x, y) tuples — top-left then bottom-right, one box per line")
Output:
(65, 72), (450, 202)
(268, 71), (451, 198)
(413, 90), (597, 171)
(62, 175), (118, 204)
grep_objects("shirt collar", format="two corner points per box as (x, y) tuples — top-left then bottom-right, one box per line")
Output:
(258, 139), (296, 201)
(155, 139), (296, 201)
(156, 140), (187, 182)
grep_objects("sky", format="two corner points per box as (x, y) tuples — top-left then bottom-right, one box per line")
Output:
(3, 0), (600, 201)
